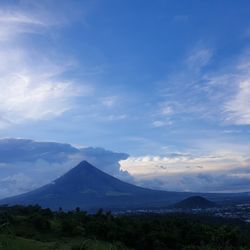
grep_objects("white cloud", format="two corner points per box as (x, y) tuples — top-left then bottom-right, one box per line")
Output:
(224, 80), (250, 125)
(203, 51), (250, 125)
(121, 153), (247, 176)
(0, 173), (35, 198)
(186, 48), (213, 70)
(0, 9), (54, 41)
(159, 45), (250, 126)
(151, 103), (174, 128)
(0, 49), (90, 124)
(120, 149), (250, 192)
(155, 46), (214, 124)
(161, 104), (173, 116)
(102, 114), (127, 121)
(0, 0), (84, 42)
(152, 120), (172, 127)
(102, 96), (119, 108)
(0, 6), (91, 127)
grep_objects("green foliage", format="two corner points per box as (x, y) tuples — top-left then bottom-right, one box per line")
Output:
(70, 239), (127, 250)
(0, 235), (52, 250)
(0, 205), (250, 250)
(28, 214), (51, 231)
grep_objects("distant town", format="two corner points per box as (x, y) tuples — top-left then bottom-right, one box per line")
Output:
(116, 203), (250, 224)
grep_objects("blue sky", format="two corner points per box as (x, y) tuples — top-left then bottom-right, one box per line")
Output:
(0, 0), (250, 194)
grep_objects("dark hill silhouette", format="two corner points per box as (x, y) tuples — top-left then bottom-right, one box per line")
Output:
(172, 196), (216, 209)
(0, 161), (191, 211)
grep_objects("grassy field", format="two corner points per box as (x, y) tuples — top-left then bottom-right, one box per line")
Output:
(0, 235), (53, 250)
(0, 235), (129, 250)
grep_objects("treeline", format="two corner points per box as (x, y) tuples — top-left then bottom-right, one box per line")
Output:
(0, 205), (250, 250)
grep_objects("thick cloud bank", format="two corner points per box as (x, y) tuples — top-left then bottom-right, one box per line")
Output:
(0, 138), (130, 198)
(120, 153), (250, 193)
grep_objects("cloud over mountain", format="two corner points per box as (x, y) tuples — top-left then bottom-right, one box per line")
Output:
(0, 138), (129, 198)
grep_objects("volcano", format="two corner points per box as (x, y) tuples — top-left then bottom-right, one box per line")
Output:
(0, 161), (191, 211)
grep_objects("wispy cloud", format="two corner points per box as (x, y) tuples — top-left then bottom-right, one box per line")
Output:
(0, 8), (55, 41)
(203, 50), (250, 125)
(152, 120), (172, 128)
(103, 114), (127, 121)
(0, 4), (91, 127)
(102, 96), (119, 108)
(186, 48), (213, 70)
(156, 46), (214, 121)
(151, 102), (174, 128)
(158, 45), (250, 126)
(161, 103), (174, 116)
(0, 0), (85, 39)
(224, 79), (250, 125)
(190, 47), (250, 126)
(0, 48), (90, 125)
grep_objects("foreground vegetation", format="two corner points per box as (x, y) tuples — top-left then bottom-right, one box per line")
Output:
(0, 205), (250, 250)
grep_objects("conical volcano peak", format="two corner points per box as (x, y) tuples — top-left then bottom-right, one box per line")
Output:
(64, 160), (100, 176)
(76, 160), (95, 168)
(55, 160), (107, 184)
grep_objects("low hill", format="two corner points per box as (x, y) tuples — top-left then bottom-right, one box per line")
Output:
(172, 196), (217, 209)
